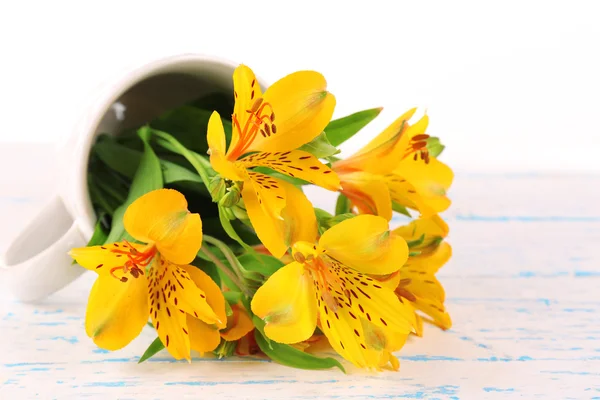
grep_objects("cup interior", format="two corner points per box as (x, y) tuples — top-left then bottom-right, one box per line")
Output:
(71, 55), (240, 237)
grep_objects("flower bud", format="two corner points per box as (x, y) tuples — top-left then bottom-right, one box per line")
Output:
(218, 187), (241, 208)
(208, 176), (226, 202)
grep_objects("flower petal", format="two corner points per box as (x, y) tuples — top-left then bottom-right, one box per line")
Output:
(393, 215), (449, 248)
(124, 189), (202, 265)
(179, 264), (227, 329)
(248, 71), (336, 153)
(280, 181), (318, 245)
(324, 257), (416, 334)
(242, 177), (288, 258)
(85, 274), (148, 351)
(152, 261), (221, 327)
(230, 65), (262, 156)
(207, 111), (226, 155)
(334, 109), (418, 175)
(246, 171), (287, 219)
(338, 171), (392, 221)
(186, 316), (221, 353)
(220, 305), (254, 342)
(319, 215), (408, 275)
(70, 242), (145, 276)
(390, 157), (453, 217)
(240, 150), (340, 191)
(147, 262), (192, 360)
(251, 262), (317, 344)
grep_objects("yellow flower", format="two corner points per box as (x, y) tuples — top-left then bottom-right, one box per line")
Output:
(333, 109), (453, 219)
(391, 215), (452, 335)
(70, 189), (224, 361)
(207, 65), (340, 257)
(251, 215), (416, 369)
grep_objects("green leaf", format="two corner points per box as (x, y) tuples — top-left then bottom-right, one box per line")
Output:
(335, 194), (351, 215)
(86, 218), (108, 247)
(298, 132), (340, 159)
(105, 127), (164, 243)
(152, 129), (213, 187)
(218, 206), (252, 250)
(426, 136), (445, 157)
(138, 337), (165, 363)
(392, 201), (412, 217)
(95, 138), (205, 189)
(150, 106), (232, 153)
(237, 253), (284, 277)
(325, 107), (383, 147)
(406, 234), (425, 248)
(254, 329), (345, 372)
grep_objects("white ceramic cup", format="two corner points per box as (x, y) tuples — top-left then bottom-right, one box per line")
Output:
(1, 54), (246, 302)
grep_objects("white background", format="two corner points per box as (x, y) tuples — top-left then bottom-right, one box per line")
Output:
(1, 0), (599, 172)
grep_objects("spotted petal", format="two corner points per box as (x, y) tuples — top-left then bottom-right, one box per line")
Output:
(69, 241), (146, 276)
(240, 150), (340, 191)
(220, 305), (254, 342)
(248, 71), (336, 153)
(230, 65), (262, 156)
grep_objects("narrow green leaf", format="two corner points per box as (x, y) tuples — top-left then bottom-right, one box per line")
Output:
(426, 136), (445, 157)
(152, 129), (213, 187)
(406, 234), (425, 248)
(298, 132), (340, 159)
(218, 206), (252, 250)
(95, 138), (205, 189)
(86, 218), (108, 247)
(335, 194), (351, 215)
(105, 127), (164, 243)
(150, 106), (232, 153)
(237, 253), (284, 277)
(392, 201), (412, 217)
(138, 337), (165, 364)
(326, 107), (383, 147)
(254, 329), (345, 372)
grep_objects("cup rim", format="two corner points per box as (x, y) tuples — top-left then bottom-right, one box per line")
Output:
(65, 53), (247, 238)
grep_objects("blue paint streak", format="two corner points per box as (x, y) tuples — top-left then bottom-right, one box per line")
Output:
(34, 309), (64, 314)
(34, 322), (67, 326)
(575, 271), (600, 277)
(483, 387), (515, 392)
(542, 370), (598, 376)
(2, 312), (15, 320)
(48, 336), (79, 344)
(84, 381), (134, 388)
(165, 379), (339, 386)
(29, 367), (50, 371)
(4, 362), (57, 368)
(92, 348), (111, 354)
(400, 355), (463, 362)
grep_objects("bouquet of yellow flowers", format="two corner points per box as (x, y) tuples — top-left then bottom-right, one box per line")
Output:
(70, 64), (453, 372)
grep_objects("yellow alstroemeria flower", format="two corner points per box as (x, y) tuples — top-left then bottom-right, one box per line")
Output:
(251, 214), (416, 369)
(391, 215), (453, 335)
(185, 271), (254, 354)
(69, 189), (224, 361)
(207, 64), (340, 257)
(333, 109), (453, 220)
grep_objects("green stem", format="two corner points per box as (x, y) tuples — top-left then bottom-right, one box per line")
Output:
(151, 129), (212, 187)
(200, 246), (251, 296)
(203, 235), (246, 283)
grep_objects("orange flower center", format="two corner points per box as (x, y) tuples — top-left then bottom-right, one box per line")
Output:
(229, 95), (276, 159)
(403, 133), (430, 163)
(108, 241), (157, 282)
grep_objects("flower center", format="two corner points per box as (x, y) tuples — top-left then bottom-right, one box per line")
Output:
(109, 241), (157, 282)
(403, 133), (430, 163)
(230, 97), (276, 159)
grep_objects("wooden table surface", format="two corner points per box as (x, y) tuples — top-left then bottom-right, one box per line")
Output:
(1, 144), (599, 399)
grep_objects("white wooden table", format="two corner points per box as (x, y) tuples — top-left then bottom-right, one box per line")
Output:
(1, 144), (599, 399)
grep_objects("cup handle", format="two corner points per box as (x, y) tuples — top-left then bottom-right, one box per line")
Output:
(1, 196), (88, 302)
